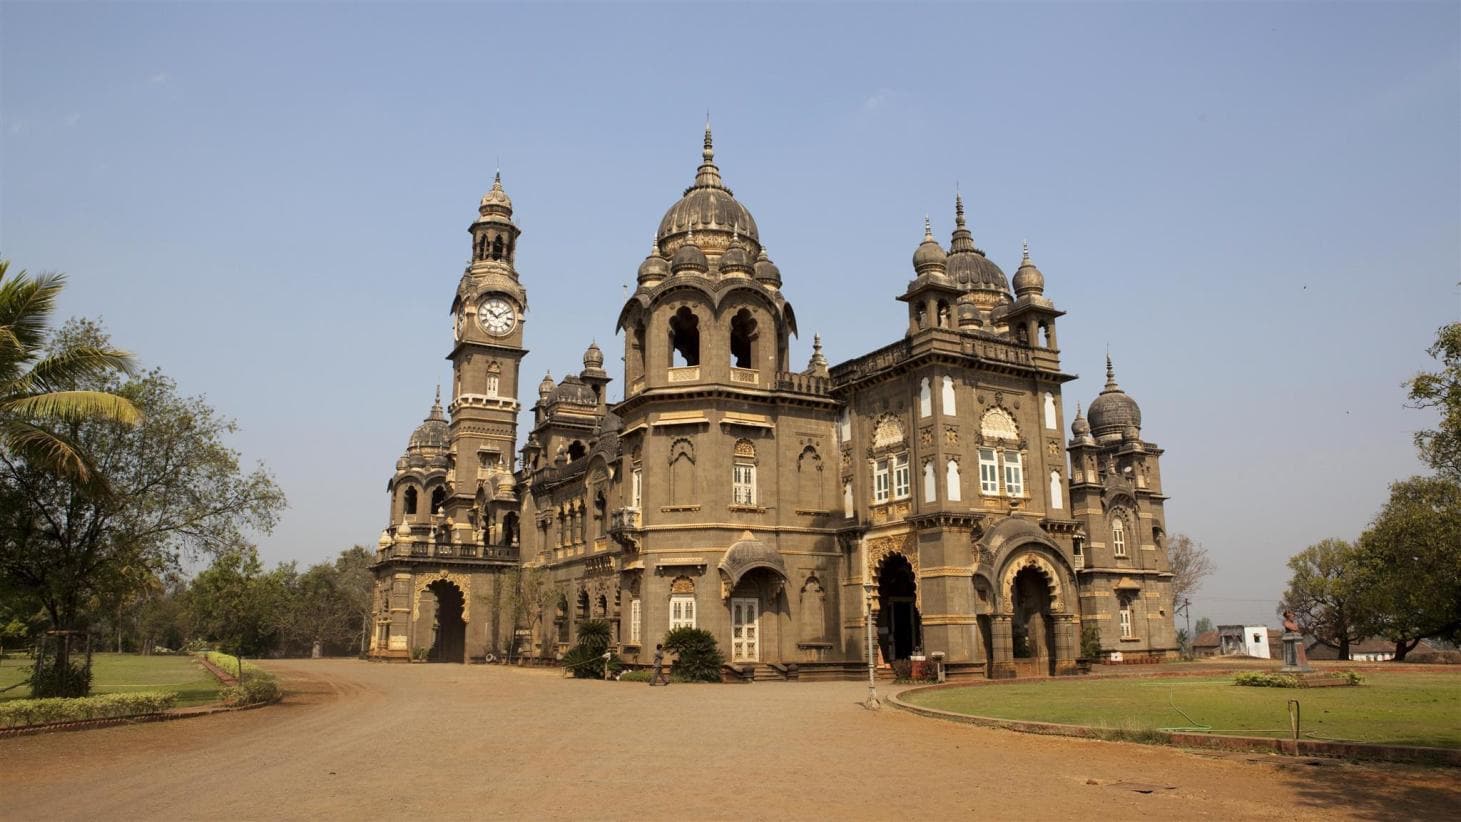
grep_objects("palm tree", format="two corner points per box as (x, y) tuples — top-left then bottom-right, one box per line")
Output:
(0, 259), (140, 482)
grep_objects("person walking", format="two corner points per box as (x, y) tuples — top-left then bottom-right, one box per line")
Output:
(650, 643), (671, 686)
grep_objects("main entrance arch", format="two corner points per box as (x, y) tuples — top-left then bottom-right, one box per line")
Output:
(426, 579), (466, 663)
(877, 553), (920, 662)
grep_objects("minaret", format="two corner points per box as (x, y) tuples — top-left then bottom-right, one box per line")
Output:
(447, 172), (529, 531)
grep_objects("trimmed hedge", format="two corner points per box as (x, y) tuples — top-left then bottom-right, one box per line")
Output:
(1234, 672), (1300, 688)
(202, 651), (281, 705)
(0, 691), (176, 728)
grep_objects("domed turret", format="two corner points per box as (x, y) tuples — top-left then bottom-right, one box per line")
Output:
(946, 194), (1009, 303)
(719, 242), (753, 277)
(912, 218), (948, 277)
(479, 171), (512, 215)
(637, 240), (670, 286)
(407, 388), (449, 452)
(656, 124), (761, 262)
(1011, 241), (1045, 297)
(753, 247), (782, 288)
(1070, 402), (1096, 446)
(538, 372), (555, 400)
(583, 341), (605, 371)
(1087, 356), (1142, 443)
(671, 238), (708, 275)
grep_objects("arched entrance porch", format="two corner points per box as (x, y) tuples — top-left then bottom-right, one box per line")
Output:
(1011, 566), (1056, 676)
(426, 579), (466, 663)
(989, 549), (1078, 678)
(877, 553), (921, 662)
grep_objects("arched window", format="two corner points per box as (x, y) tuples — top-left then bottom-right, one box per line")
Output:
(669, 307), (700, 367)
(491, 236), (504, 260)
(797, 446), (823, 509)
(430, 487), (445, 514)
(946, 458), (962, 502)
(568, 440), (587, 461)
(1112, 516), (1127, 557)
(403, 487), (418, 515)
(800, 576), (827, 642)
(632, 322), (646, 381)
(1118, 595), (1134, 638)
(486, 362), (501, 398)
(919, 378), (932, 418)
(669, 438), (695, 505)
(936, 300), (950, 328)
(732, 439), (756, 506)
(1049, 470), (1062, 509)
(594, 490), (607, 537)
(730, 308), (757, 369)
(941, 376), (956, 414)
(502, 512), (519, 546)
(1043, 392), (1057, 429)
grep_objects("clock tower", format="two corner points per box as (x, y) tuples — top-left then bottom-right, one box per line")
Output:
(445, 172), (528, 545)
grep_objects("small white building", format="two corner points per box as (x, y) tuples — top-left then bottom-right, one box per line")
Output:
(1217, 624), (1272, 658)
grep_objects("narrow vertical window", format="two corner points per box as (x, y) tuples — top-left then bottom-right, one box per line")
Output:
(919, 378), (932, 418)
(941, 376), (956, 415)
(873, 459), (890, 503)
(892, 454), (911, 500)
(946, 459), (962, 502)
(630, 599), (642, 644)
(733, 463), (757, 506)
(979, 448), (999, 495)
(1119, 598), (1133, 638)
(1049, 470), (1062, 509)
(1003, 450), (1023, 496)
(669, 594), (696, 630)
(631, 468), (643, 509)
(843, 481), (853, 517)
(923, 460), (936, 502)
(1112, 518), (1127, 557)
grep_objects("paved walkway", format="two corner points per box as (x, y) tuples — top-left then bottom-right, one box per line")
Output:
(2, 660), (1455, 820)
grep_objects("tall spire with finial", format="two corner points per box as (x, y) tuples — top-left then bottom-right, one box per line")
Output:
(694, 119), (724, 190)
(807, 333), (829, 377)
(1104, 353), (1120, 392)
(950, 192), (975, 253)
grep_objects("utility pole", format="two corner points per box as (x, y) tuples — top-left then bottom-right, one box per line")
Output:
(1176, 597), (1192, 657)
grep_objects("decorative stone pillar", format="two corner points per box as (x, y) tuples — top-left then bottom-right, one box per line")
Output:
(989, 614), (1016, 679)
(1052, 614), (1078, 675)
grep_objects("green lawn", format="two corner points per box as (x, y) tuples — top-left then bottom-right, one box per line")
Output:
(0, 653), (222, 708)
(905, 671), (1461, 748)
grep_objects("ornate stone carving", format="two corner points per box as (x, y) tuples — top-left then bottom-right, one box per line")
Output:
(944, 425), (959, 445)
(412, 570), (475, 622)
(670, 575), (695, 595)
(919, 426), (933, 448)
(1000, 552), (1064, 612)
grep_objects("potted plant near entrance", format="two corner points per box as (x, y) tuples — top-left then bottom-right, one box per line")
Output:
(411, 647), (429, 663)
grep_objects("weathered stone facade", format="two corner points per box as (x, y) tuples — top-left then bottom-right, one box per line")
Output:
(369, 129), (1179, 675)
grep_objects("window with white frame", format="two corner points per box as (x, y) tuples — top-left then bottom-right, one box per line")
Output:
(979, 448), (999, 495)
(1112, 517), (1127, 557)
(1119, 597), (1133, 638)
(873, 459), (891, 503)
(630, 599), (642, 644)
(669, 594), (696, 630)
(733, 462), (756, 506)
(1002, 450), (1024, 496)
(891, 453), (911, 500)
(486, 373), (499, 398)
(631, 468), (643, 509)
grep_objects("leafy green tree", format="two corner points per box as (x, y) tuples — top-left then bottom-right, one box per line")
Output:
(286, 547), (373, 657)
(1194, 616), (1215, 635)
(1408, 322), (1461, 482)
(0, 261), (139, 484)
(1279, 538), (1370, 660)
(0, 320), (286, 646)
(190, 547), (291, 657)
(1355, 475), (1461, 659)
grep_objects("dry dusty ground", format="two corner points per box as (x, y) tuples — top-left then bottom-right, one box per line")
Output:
(1, 660), (1456, 821)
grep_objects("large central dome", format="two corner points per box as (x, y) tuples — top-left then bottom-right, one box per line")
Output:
(656, 126), (760, 262)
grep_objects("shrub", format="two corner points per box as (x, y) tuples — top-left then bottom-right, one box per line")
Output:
(219, 676), (281, 706)
(618, 669), (652, 682)
(1233, 672), (1299, 688)
(0, 692), (176, 728)
(28, 658), (92, 698)
(663, 627), (724, 682)
(562, 619), (623, 679)
(1336, 670), (1365, 686)
(1079, 624), (1103, 660)
(891, 659), (913, 683)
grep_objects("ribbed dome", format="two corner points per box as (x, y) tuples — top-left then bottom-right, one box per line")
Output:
(1088, 356), (1142, 441)
(656, 125), (760, 260)
(479, 171), (512, 212)
(947, 194), (1009, 296)
(912, 218), (948, 276)
(1071, 403), (1091, 437)
(407, 391), (449, 451)
(583, 341), (604, 370)
(719, 244), (753, 276)
(671, 241), (708, 274)
(1011, 241), (1045, 296)
(637, 242), (670, 285)
(753, 248), (782, 288)
(538, 372), (555, 398)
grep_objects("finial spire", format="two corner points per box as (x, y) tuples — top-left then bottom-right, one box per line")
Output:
(693, 120), (724, 189)
(1022, 239), (1030, 260)
(955, 192), (966, 226)
(1104, 353), (1120, 392)
(807, 333), (829, 376)
(924, 215), (933, 238)
(434, 384), (441, 405)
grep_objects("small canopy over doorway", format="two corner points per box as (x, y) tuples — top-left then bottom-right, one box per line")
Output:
(427, 579), (466, 663)
(719, 531), (790, 665)
(877, 553), (921, 662)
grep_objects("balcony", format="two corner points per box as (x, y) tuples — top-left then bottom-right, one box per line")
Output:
(774, 371), (831, 396)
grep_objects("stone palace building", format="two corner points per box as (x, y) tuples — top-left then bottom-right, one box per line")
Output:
(368, 128), (1180, 677)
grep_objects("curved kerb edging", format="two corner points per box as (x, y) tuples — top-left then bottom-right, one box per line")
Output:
(0, 699), (275, 740)
(890, 684), (1461, 768)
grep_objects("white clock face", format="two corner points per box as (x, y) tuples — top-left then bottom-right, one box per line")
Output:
(478, 298), (516, 336)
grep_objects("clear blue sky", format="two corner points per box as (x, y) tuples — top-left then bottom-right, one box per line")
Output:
(3, 2), (1458, 627)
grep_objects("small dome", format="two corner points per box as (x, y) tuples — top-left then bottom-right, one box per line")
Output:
(1011, 242), (1045, 296)
(583, 341), (605, 370)
(947, 195), (1009, 296)
(671, 241), (708, 274)
(538, 372), (555, 398)
(719, 244), (753, 276)
(480, 172), (512, 211)
(550, 374), (597, 406)
(656, 126), (760, 258)
(753, 248), (782, 288)
(407, 391), (449, 451)
(378, 529), (393, 548)
(637, 242), (670, 285)
(912, 219), (948, 276)
(1088, 356), (1142, 442)
(1071, 404), (1091, 437)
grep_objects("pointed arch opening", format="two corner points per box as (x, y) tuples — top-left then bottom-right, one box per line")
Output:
(730, 308), (757, 369)
(669, 307), (700, 367)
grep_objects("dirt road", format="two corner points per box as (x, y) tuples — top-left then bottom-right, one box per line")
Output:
(2, 660), (1454, 820)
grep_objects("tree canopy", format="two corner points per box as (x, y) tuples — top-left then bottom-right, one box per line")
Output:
(1167, 532), (1215, 609)
(1408, 322), (1461, 482)
(1279, 538), (1369, 659)
(1355, 475), (1461, 657)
